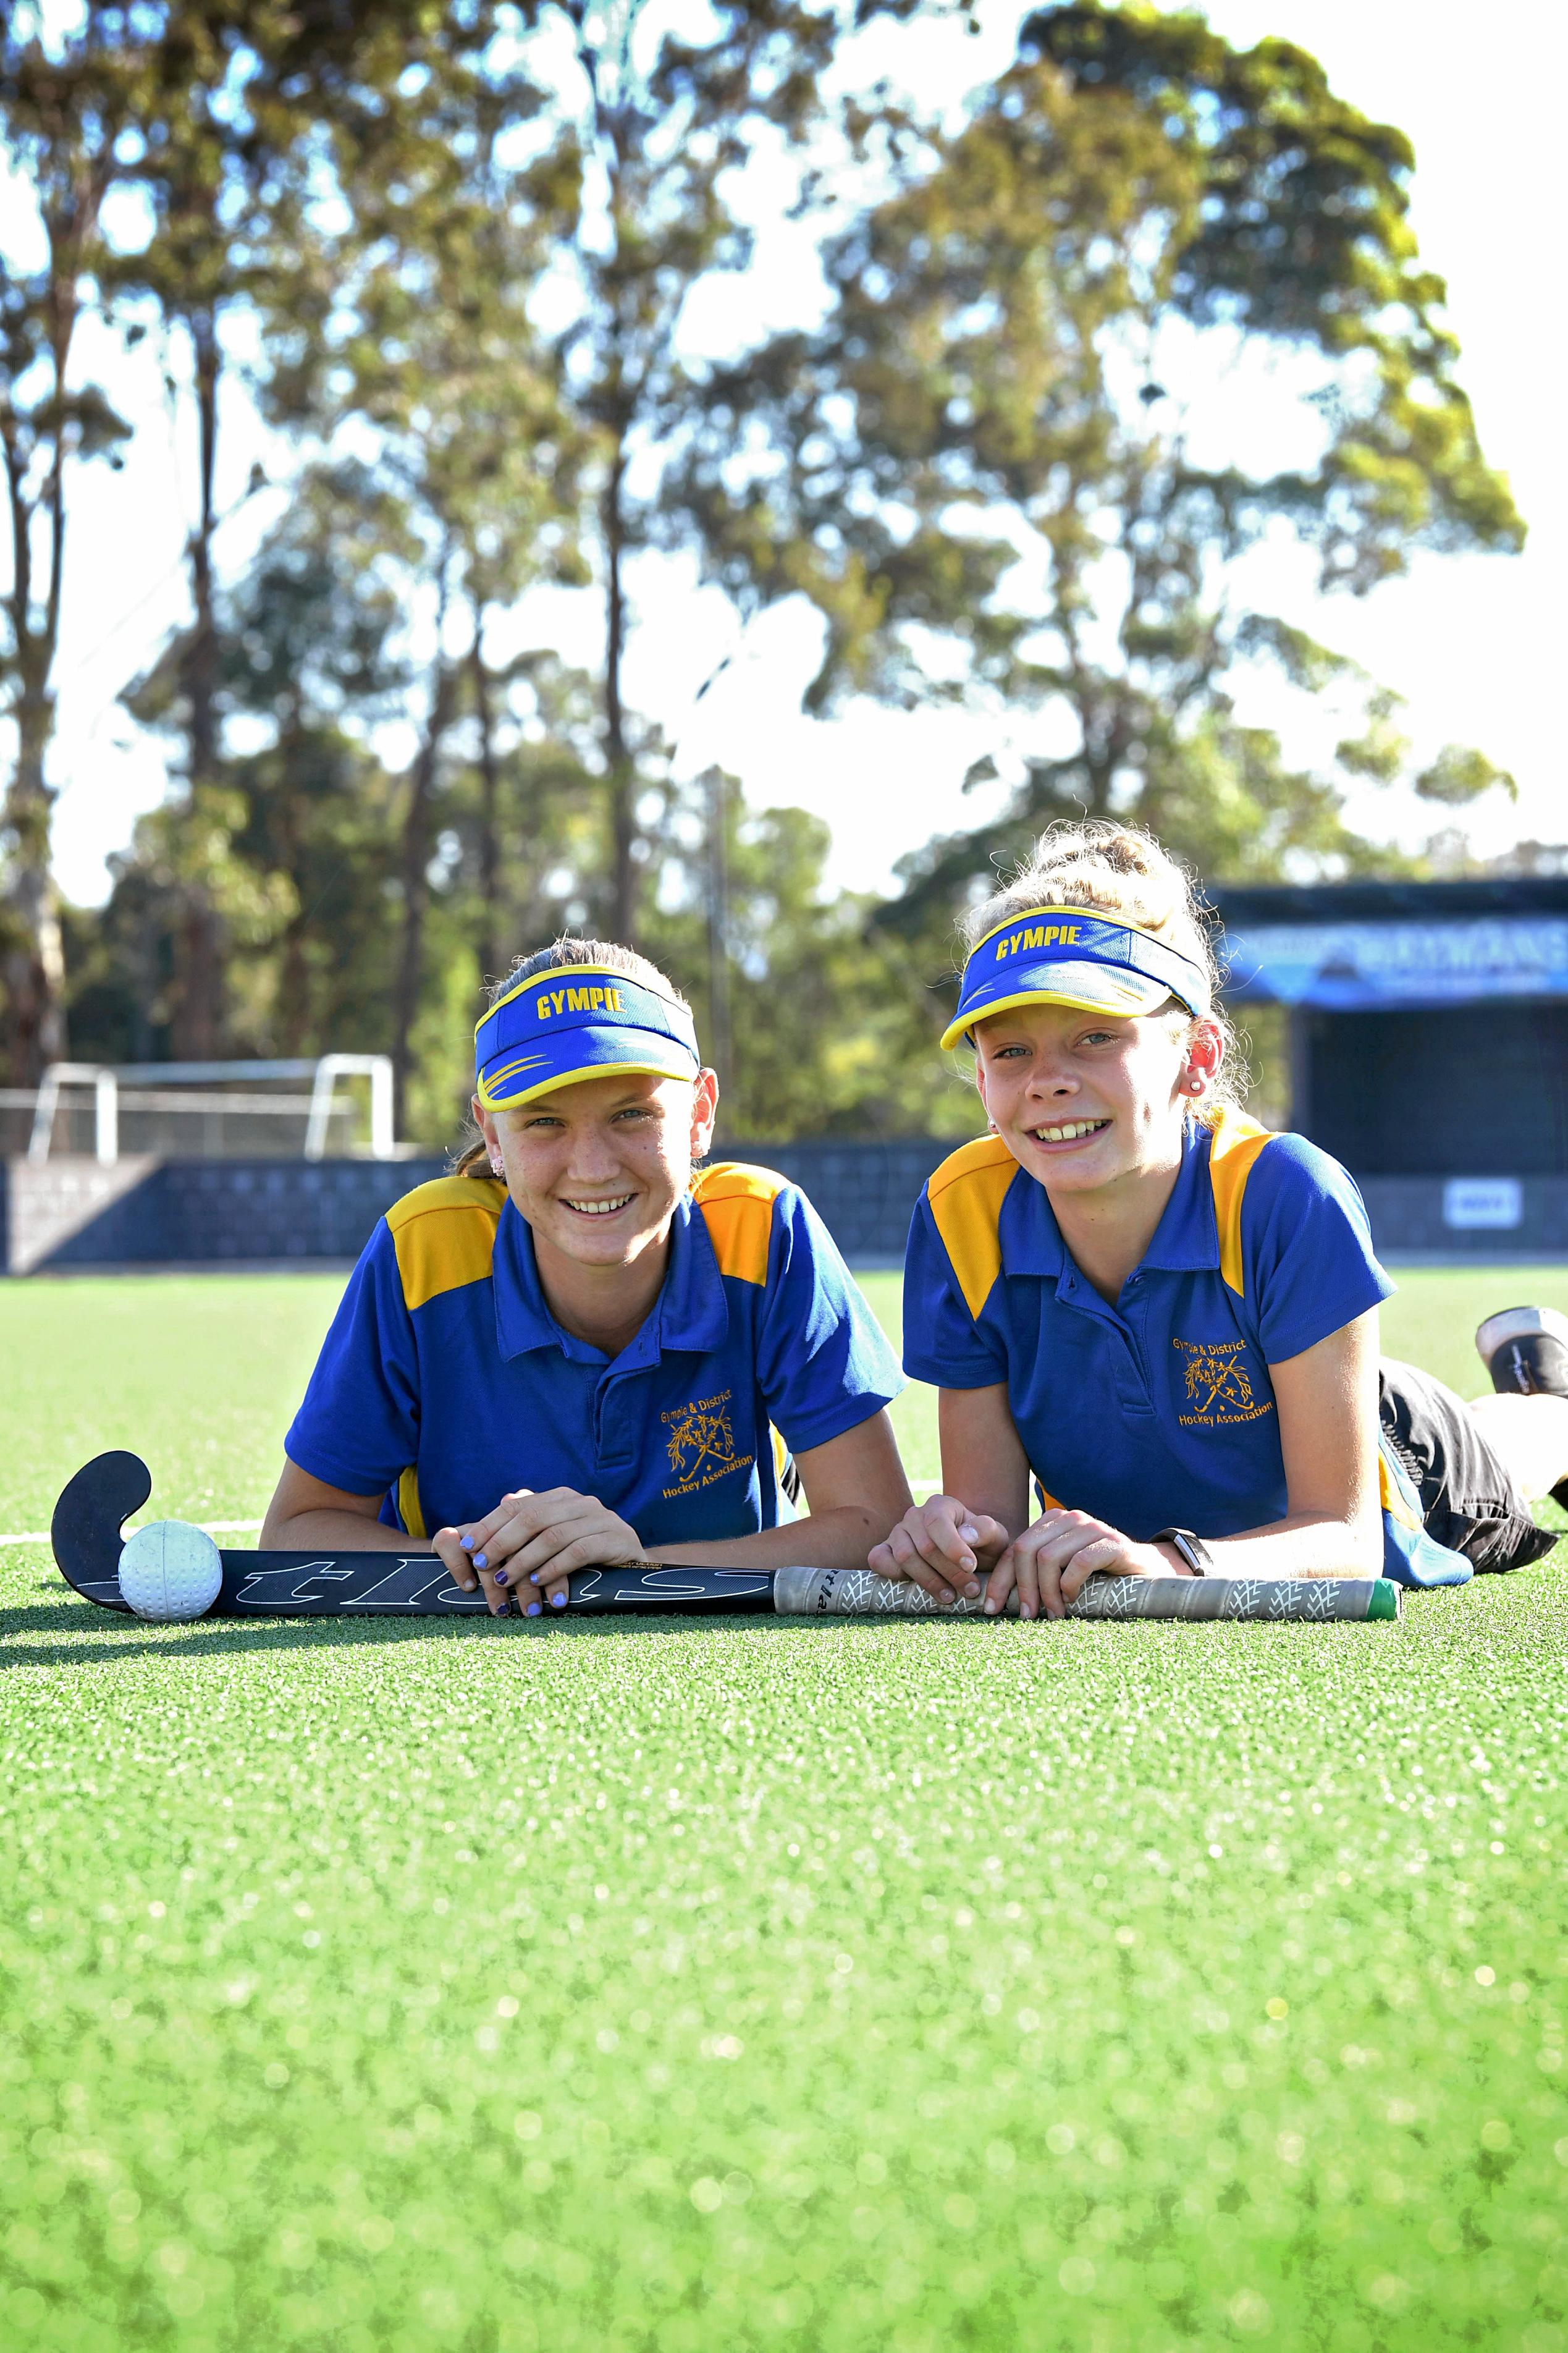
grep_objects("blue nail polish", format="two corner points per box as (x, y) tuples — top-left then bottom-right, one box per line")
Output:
(527, 1601), (542, 1616)
(494, 1570), (508, 1586)
(473, 1553), (487, 1571)
(460, 1534), (474, 1550)
(550, 1592), (566, 1608)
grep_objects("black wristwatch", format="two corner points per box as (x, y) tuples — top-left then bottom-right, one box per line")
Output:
(1152, 1527), (1213, 1577)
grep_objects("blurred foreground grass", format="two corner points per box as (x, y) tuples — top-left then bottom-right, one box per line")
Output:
(1, 1265), (1565, 2351)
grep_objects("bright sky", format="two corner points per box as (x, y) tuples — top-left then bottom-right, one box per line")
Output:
(22, 0), (1568, 908)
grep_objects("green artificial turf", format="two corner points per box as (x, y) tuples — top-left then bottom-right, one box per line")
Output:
(2, 1267), (1566, 2352)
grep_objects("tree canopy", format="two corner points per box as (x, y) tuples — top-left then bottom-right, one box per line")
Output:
(1, 0), (1530, 1130)
(675, 0), (1522, 944)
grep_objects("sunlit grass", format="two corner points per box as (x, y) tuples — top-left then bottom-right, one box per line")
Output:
(1, 1265), (1564, 2350)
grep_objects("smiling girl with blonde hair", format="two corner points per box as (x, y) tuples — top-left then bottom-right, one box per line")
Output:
(874, 822), (1564, 1615)
(265, 936), (911, 1612)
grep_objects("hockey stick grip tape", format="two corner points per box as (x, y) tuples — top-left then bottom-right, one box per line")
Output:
(772, 1566), (1399, 1622)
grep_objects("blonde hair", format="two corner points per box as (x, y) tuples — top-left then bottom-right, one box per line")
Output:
(960, 821), (1247, 1121)
(455, 936), (694, 1177)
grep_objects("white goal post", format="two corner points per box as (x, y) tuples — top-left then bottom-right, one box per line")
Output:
(21, 1056), (399, 1166)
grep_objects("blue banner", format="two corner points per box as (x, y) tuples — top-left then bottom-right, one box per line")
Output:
(1221, 918), (1568, 1008)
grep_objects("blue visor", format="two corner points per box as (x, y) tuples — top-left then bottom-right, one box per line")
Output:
(475, 965), (701, 1109)
(943, 906), (1211, 1049)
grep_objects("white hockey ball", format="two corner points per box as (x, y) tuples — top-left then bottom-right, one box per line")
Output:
(118, 1521), (224, 1621)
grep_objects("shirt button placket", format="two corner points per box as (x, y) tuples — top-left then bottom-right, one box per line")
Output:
(595, 1371), (636, 1475)
(1117, 1290), (1155, 1417)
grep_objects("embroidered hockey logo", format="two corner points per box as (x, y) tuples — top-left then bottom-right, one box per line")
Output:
(661, 1390), (753, 1497)
(1173, 1337), (1274, 1427)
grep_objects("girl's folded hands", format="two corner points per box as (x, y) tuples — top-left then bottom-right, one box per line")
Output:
(434, 1488), (645, 1616)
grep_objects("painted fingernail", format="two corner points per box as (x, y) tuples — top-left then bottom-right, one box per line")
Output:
(473, 1553), (487, 1571)
(460, 1534), (474, 1550)
(550, 1592), (567, 1608)
(494, 1569), (508, 1586)
(526, 1601), (542, 1617)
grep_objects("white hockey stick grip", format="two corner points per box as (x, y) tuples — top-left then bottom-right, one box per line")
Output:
(770, 1565), (1399, 1622)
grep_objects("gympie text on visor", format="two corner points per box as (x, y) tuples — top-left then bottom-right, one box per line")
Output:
(474, 966), (702, 1111)
(941, 908), (1212, 1050)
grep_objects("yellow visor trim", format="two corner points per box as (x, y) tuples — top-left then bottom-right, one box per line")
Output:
(478, 1051), (550, 1092)
(477, 1056), (698, 1113)
(940, 975), (1173, 1052)
(479, 963), (689, 1033)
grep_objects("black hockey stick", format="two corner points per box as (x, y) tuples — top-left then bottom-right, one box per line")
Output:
(50, 1451), (1401, 1623)
(50, 1452), (776, 1618)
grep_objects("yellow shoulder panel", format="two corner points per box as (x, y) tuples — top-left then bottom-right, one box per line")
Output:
(396, 1465), (428, 1540)
(386, 1176), (505, 1312)
(926, 1134), (1018, 1322)
(1205, 1110), (1276, 1298)
(691, 1162), (786, 1288)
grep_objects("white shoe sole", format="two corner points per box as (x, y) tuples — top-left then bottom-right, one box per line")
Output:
(1475, 1305), (1568, 1364)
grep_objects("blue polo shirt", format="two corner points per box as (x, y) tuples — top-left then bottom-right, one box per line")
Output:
(903, 1111), (1470, 1587)
(286, 1164), (901, 1544)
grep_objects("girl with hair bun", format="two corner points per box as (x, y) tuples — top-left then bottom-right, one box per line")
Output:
(265, 936), (911, 1610)
(873, 822), (1565, 1615)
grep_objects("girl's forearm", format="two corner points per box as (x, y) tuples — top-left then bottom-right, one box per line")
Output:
(258, 1509), (432, 1553)
(1195, 1513), (1383, 1581)
(657, 1505), (894, 1573)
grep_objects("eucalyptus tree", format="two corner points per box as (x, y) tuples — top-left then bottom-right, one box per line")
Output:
(260, 63), (590, 1112)
(120, 458), (415, 1057)
(259, 0), (957, 1082)
(104, 0), (535, 1053)
(674, 1), (1524, 939)
(480, 0), (967, 942)
(0, 9), (140, 1080)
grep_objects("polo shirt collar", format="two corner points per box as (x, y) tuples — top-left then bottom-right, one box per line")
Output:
(1136, 1123), (1221, 1274)
(492, 1193), (730, 1367)
(998, 1119), (1220, 1289)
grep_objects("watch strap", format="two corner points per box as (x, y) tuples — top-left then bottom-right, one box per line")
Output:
(1152, 1526), (1213, 1576)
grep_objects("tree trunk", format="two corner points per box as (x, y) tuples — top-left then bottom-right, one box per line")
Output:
(279, 919), (310, 1056)
(390, 562), (457, 1127)
(703, 764), (731, 1089)
(471, 622), (502, 987)
(185, 306), (221, 787)
(169, 303), (226, 1060)
(1, 345), (69, 1083)
(603, 446), (638, 943)
(1, 686), (67, 1086)
(0, 88), (116, 1084)
(276, 733), (310, 1054)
